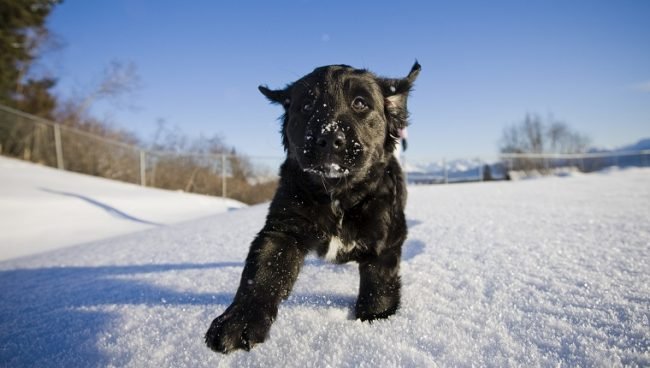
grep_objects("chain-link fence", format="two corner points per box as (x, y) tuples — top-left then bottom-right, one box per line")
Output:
(0, 104), (281, 204)
(2, 104), (649, 198)
(500, 151), (650, 173)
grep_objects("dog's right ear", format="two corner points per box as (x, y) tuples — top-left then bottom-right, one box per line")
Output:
(259, 85), (291, 109)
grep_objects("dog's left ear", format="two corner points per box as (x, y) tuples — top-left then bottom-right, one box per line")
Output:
(377, 61), (421, 133)
(259, 85), (291, 109)
(378, 61), (420, 118)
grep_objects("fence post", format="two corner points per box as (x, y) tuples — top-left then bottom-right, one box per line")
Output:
(544, 156), (550, 173)
(53, 124), (64, 170)
(140, 150), (146, 186)
(443, 157), (448, 184)
(221, 153), (227, 198)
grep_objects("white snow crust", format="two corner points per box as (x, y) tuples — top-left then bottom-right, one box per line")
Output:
(0, 163), (648, 367)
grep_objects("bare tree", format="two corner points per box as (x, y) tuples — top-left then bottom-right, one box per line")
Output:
(547, 121), (590, 154)
(500, 122), (525, 154)
(500, 114), (591, 173)
(500, 114), (545, 154)
(76, 60), (141, 116)
(523, 115), (544, 153)
(500, 114), (590, 154)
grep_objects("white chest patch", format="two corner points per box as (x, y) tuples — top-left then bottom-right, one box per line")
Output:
(325, 236), (356, 262)
(325, 236), (344, 262)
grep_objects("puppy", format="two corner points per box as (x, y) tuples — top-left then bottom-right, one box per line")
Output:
(205, 62), (421, 353)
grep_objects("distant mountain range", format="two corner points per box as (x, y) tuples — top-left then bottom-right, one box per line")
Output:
(403, 158), (483, 174)
(590, 138), (650, 153)
(404, 158), (498, 183)
(404, 137), (650, 184)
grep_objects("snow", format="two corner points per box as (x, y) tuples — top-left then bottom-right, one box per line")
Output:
(1, 160), (649, 367)
(0, 156), (245, 261)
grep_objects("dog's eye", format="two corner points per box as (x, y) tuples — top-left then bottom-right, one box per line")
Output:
(301, 101), (314, 113)
(351, 97), (368, 111)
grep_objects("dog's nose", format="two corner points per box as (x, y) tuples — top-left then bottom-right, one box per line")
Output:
(315, 131), (346, 152)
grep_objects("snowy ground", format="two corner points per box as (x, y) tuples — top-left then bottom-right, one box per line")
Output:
(0, 165), (649, 367)
(0, 156), (244, 260)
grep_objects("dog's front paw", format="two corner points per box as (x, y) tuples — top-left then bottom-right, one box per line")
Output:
(355, 294), (400, 322)
(355, 304), (398, 322)
(205, 304), (273, 354)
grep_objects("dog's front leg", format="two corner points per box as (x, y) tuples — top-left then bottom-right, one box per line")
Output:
(355, 250), (401, 321)
(205, 231), (306, 353)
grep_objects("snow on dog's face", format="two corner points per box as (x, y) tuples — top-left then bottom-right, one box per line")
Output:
(259, 63), (420, 183)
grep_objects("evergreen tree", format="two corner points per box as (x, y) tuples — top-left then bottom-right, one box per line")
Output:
(0, 0), (61, 117)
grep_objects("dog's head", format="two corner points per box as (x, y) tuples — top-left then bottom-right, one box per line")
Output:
(259, 62), (420, 183)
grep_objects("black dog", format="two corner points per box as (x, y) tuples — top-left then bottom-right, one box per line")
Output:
(205, 62), (421, 353)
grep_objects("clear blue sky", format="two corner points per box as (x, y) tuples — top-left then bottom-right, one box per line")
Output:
(43, 0), (650, 159)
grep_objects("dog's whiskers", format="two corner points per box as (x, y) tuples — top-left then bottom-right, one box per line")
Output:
(318, 173), (330, 195)
(343, 174), (350, 193)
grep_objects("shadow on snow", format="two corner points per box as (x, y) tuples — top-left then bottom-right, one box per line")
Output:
(39, 187), (165, 226)
(0, 219), (429, 365)
(0, 261), (353, 366)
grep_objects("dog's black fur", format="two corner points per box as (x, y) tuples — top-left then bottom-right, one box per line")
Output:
(205, 62), (420, 353)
